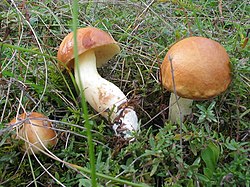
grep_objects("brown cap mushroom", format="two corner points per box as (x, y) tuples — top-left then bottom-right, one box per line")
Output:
(57, 27), (139, 139)
(161, 36), (231, 100)
(161, 36), (231, 123)
(9, 112), (57, 154)
(57, 27), (120, 69)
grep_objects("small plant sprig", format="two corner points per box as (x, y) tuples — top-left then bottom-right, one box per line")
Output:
(195, 101), (218, 124)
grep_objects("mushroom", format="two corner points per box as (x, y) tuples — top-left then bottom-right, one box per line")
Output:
(57, 27), (139, 139)
(160, 36), (231, 123)
(9, 112), (58, 154)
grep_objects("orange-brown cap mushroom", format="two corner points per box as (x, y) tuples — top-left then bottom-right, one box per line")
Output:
(161, 36), (231, 123)
(57, 27), (139, 139)
(9, 112), (57, 154)
(57, 27), (120, 69)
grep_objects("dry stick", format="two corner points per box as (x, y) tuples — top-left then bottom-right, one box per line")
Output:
(168, 55), (184, 168)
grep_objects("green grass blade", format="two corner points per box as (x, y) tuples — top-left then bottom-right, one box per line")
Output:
(68, 163), (149, 187)
(0, 43), (56, 60)
(71, 0), (97, 186)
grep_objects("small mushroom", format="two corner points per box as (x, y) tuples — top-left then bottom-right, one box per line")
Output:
(161, 36), (231, 123)
(57, 27), (139, 139)
(9, 112), (58, 154)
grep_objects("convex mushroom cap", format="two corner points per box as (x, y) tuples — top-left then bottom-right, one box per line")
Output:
(9, 112), (58, 154)
(57, 27), (120, 69)
(161, 36), (231, 100)
(57, 27), (139, 139)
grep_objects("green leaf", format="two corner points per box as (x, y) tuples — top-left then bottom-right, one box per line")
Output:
(2, 70), (14, 77)
(225, 137), (238, 151)
(79, 179), (92, 187)
(201, 146), (215, 171)
(55, 172), (60, 180)
(240, 108), (250, 118)
(172, 184), (182, 187)
(203, 167), (213, 178)
(208, 101), (216, 111)
(204, 123), (211, 133)
(149, 134), (155, 149)
(183, 134), (192, 141)
(187, 179), (194, 187)
(196, 173), (210, 182)
(173, 134), (181, 140)
(190, 142), (198, 156)
(192, 157), (201, 166)
(198, 114), (206, 123)
(201, 142), (220, 172)
(208, 142), (220, 163)
(196, 104), (206, 112)
(0, 132), (10, 146)
(150, 159), (160, 176)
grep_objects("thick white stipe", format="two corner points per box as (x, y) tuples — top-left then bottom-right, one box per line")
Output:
(74, 50), (138, 139)
(168, 93), (193, 123)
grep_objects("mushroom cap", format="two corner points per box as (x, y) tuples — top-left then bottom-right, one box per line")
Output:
(161, 36), (231, 100)
(57, 27), (120, 69)
(9, 112), (57, 154)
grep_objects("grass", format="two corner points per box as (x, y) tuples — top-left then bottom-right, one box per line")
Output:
(71, 0), (97, 185)
(0, 0), (249, 186)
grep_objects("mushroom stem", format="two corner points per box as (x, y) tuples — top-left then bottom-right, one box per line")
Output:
(168, 93), (193, 123)
(74, 50), (138, 139)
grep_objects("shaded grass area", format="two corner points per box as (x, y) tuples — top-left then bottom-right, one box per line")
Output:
(0, 0), (249, 186)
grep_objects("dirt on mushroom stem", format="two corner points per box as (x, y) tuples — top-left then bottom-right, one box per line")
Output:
(75, 50), (139, 139)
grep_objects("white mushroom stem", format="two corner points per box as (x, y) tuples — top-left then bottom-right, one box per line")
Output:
(168, 93), (193, 123)
(74, 50), (138, 139)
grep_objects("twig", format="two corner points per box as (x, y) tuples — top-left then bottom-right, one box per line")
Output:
(168, 55), (183, 168)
